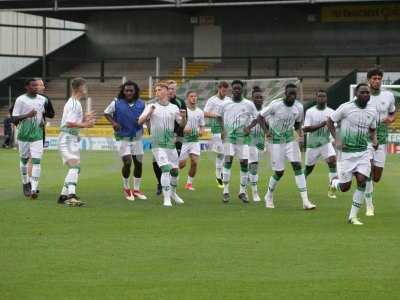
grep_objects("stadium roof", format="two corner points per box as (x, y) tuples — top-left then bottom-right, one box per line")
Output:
(0, 0), (394, 12)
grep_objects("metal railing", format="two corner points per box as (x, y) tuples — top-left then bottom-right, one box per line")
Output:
(183, 54), (400, 81)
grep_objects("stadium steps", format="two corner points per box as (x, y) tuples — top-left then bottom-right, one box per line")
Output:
(139, 61), (212, 100)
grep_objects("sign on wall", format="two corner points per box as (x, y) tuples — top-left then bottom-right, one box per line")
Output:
(321, 4), (400, 23)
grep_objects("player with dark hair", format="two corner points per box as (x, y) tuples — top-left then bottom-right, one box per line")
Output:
(217, 80), (258, 203)
(247, 86), (265, 202)
(328, 83), (378, 225)
(364, 68), (396, 216)
(259, 83), (316, 210)
(204, 81), (231, 188)
(303, 90), (337, 198)
(104, 80), (147, 201)
(12, 78), (47, 199)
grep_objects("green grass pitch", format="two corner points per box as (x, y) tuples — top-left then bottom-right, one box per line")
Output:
(0, 149), (399, 300)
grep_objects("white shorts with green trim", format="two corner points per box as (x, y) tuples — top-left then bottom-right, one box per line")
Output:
(58, 132), (80, 164)
(305, 143), (336, 166)
(368, 143), (386, 168)
(269, 141), (301, 171)
(224, 143), (249, 160)
(337, 150), (371, 183)
(116, 140), (144, 157)
(18, 140), (43, 160)
(152, 147), (179, 169)
(209, 133), (224, 154)
(179, 142), (201, 161)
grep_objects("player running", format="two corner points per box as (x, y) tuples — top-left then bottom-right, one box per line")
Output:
(217, 80), (258, 203)
(204, 81), (231, 188)
(364, 68), (396, 216)
(152, 80), (187, 195)
(328, 83), (378, 225)
(12, 79), (47, 199)
(58, 78), (96, 206)
(303, 90), (337, 198)
(104, 81), (147, 201)
(259, 83), (316, 210)
(247, 86), (266, 202)
(139, 82), (187, 207)
(178, 91), (205, 191)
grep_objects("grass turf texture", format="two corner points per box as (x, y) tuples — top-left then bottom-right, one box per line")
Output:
(0, 149), (399, 300)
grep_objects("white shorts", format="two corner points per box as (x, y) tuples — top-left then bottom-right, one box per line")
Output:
(18, 140), (43, 160)
(179, 142), (201, 161)
(249, 146), (261, 164)
(116, 140), (144, 157)
(337, 150), (371, 183)
(224, 143), (249, 160)
(152, 148), (179, 169)
(368, 143), (387, 168)
(305, 143), (336, 166)
(209, 133), (224, 154)
(58, 132), (80, 164)
(269, 141), (301, 171)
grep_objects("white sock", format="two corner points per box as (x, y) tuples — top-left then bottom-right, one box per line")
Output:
(267, 174), (280, 193)
(249, 173), (258, 193)
(365, 179), (373, 208)
(187, 176), (193, 184)
(20, 160), (29, 184)
(61, 182), (68, 196)
(161, 172), (171, 199)
(30, 163), (41, 192)
(66, 168), (79, 195)
(240, 171), (248, 194)
(171, 175), (178, 194)
(216, 155), (224, 179)
(295, 173), (309, 203)
(349, 188), (365, 219)
(222, 166), (231, 194)
(133, 177), (141, 190)
(122, 177), (130, 189)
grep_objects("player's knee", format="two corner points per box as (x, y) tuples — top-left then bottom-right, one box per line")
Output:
(372, 169), (382, 182)
(240, 160), (248, 172)
(327, 156), (336, 165)
(67, 159), (80, 168)
(340, 183), (351, 192)
(133, 155), (143, 163)
(291, 162), (302, 171)
(249, 163), (258, 175)
(122, 156), (132, 167)
(170, 168), (179, 177)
